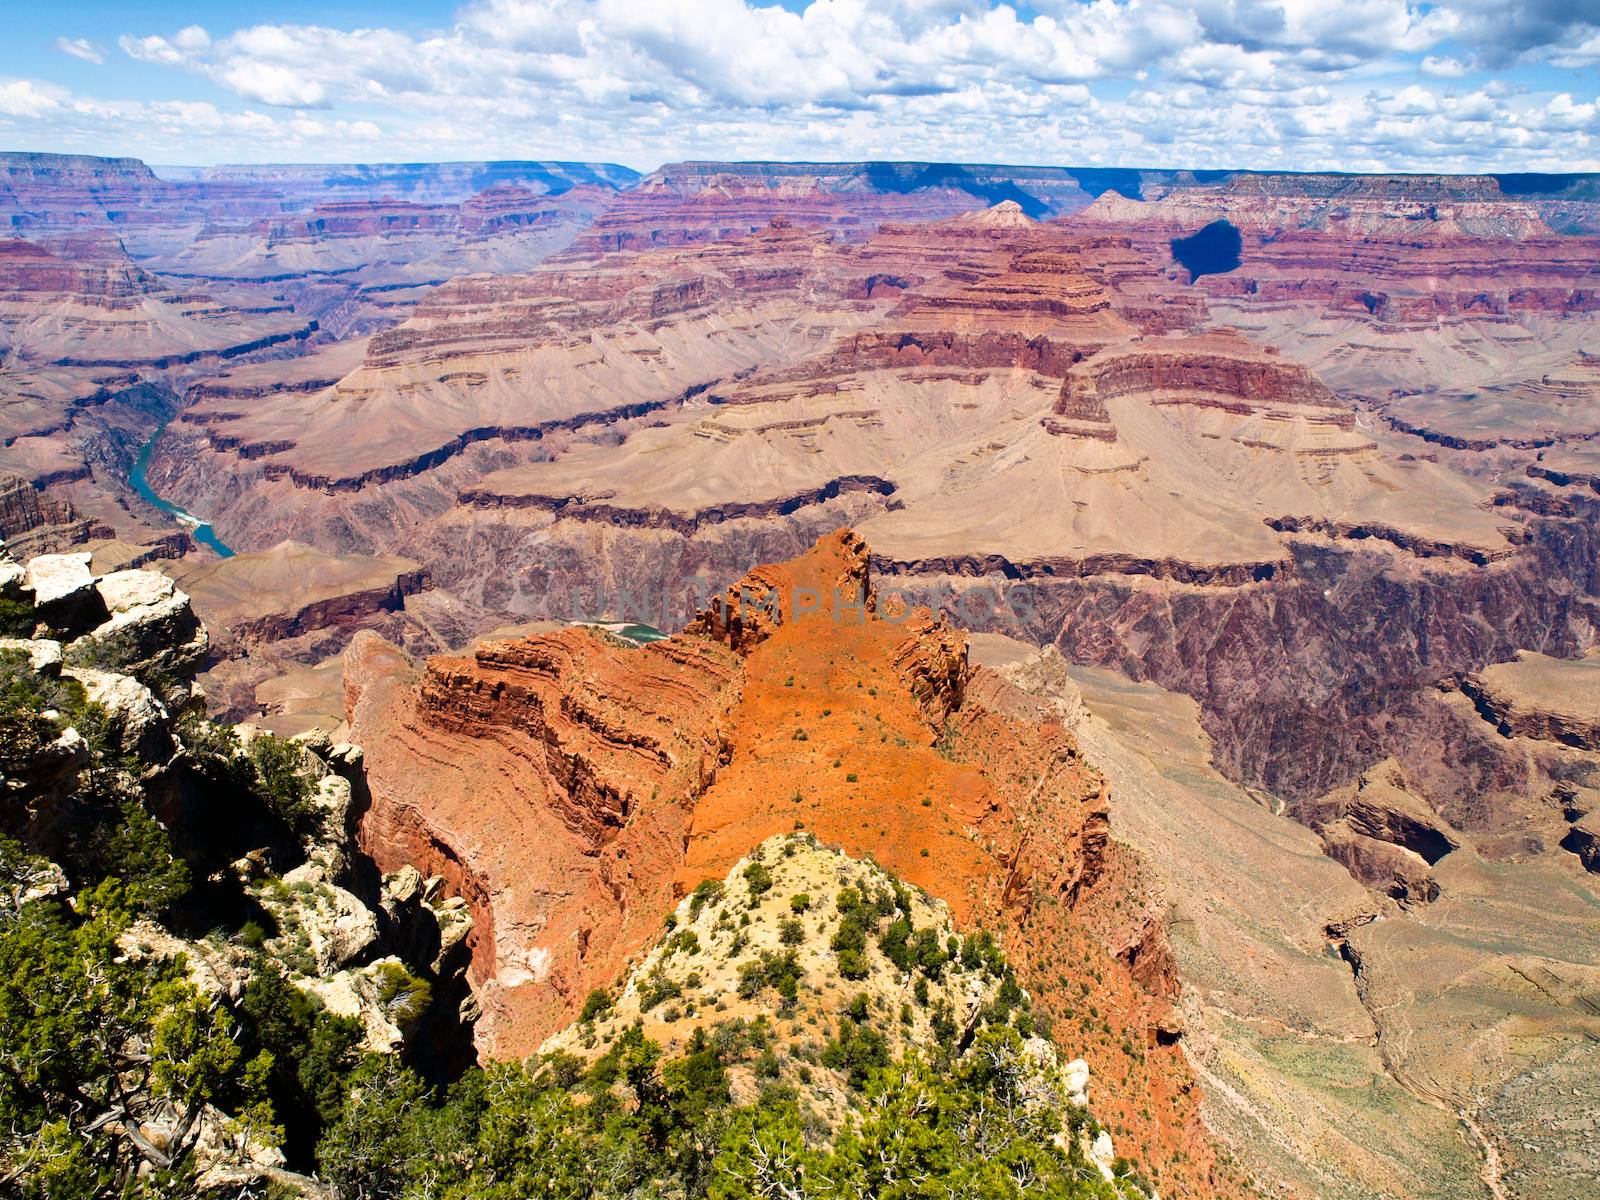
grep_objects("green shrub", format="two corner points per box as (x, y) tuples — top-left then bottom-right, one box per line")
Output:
(878, 917), (914, 973)
(176, 711), (239, 760)
(668, 929), (701, 956)
(831, 915), (866, 955)
(736, 950), (803, 1003)
(95, 800), (190, 915)
(687, 879), (723, 920)
(62, 627), (142, 674)
(639, 966), (682, 1012)
(374, 962), (432, 1025)
(0, 648), (87, 772)
(913, 928), (948, 980)
(742, 861), (773, 898)
(248, 734), (320, 838)
(579, 988), (612, 1023)
(0, 597), (34, 637)
(821, 1021), (888, 1090)
(836, 949), (869, 981)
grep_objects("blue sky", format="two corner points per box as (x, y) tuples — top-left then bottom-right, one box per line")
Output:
(3, 1), (1598, 170)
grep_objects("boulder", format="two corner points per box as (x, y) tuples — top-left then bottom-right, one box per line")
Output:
(290, 727), (334, 758)
(71, 573), (208, 684)
(298, 960), (407, 1054)
(94, 568), (175, 613)
(328, 742), (364, 772)
(4, 726), (89, 795)
(1, 855), (68, 920)
(1089, 1131), (1117, 1182)
(63, 667), (174, 762)
(0, 637), (62, 676)
(270, 870), (380, 974)
(0, 557), (24, 601)
(23, 552), (103, 629)
(119, 917), (248, 1002)
(1062, 1056), (1091, 1107)
(383, 865), (425, 907)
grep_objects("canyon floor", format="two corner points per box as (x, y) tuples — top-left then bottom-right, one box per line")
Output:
(4, 153), (1600, 1199)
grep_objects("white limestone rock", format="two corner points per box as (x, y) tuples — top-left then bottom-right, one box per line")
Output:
(23, 552), (96, 617)
(119, 918), (249, 1002)
(269, 870), (380, 974)
(94, 568), (175, 613)
(0, 557), (25, 601)
(75, 580), (208, 681)
(0, 637), (63, 676)
(1062, 1056), (1091, 1107)
(298, 959), (409, 1054)
(63, 667), (174, 760)
(1090, 1130), (1117, 1182)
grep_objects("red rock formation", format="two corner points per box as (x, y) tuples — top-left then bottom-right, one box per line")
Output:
(0, 238), (162, 302)
(1458, 659), (1600, 751)
(255, 201), (461, 241)
(351, 529), (1231, 1197)
(349, 621), (741, 1054)
(458, 183), (615, 235)
(1061, 330), (1342, 413)
(563, 167), (968, 255)
(0, 470), (112, 554)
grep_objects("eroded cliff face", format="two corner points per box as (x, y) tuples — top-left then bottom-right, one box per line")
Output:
(349, 529), (1231, 1198)
(143, 203), (1550, 823)
(346, 618), (741, 1054)
(1012, 519), (1600, 807)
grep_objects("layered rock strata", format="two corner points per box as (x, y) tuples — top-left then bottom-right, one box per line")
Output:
(349, 530), (1228, 1196)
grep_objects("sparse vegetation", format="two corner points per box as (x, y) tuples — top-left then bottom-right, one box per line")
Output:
(688, 878), (724, 920)
(580, 987), (614, 1022)
(639, 964), (684, 1011)
(0, 596), (34, 637)
(248, 733), (321, 838)
(742, 860), (773, 898)
(736, 949), (803, 1005)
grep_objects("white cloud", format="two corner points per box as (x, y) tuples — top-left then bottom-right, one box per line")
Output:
(119, 34), (195, 68)
(1420, 55), (1471, 78)
(0, 80), (66, 118)
(218, 61), (329, 108)
(56, 37), (104, 65)
(0, 2), (1592, 171)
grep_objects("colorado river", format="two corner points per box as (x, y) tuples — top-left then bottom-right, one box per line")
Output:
(129, 423), (235, 558)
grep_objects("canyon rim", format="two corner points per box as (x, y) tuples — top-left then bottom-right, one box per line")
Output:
(5, 3), (1600, 1198)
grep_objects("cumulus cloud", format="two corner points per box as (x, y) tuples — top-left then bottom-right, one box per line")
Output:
(1420, 55), (1472, 78)
(0, 80), (66, 118)
(1442, 0), (1600, 68)
(111, 2), (1600, 114)
(0, 1), (1593, 169)
(216, 61), (329, 108)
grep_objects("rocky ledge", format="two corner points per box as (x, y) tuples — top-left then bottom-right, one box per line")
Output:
(0, 534), (476, 1195)
(1460, 648), (1600, 751)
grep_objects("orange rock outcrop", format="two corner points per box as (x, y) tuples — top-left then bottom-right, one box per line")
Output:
(349, 529), (1232, 1197)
